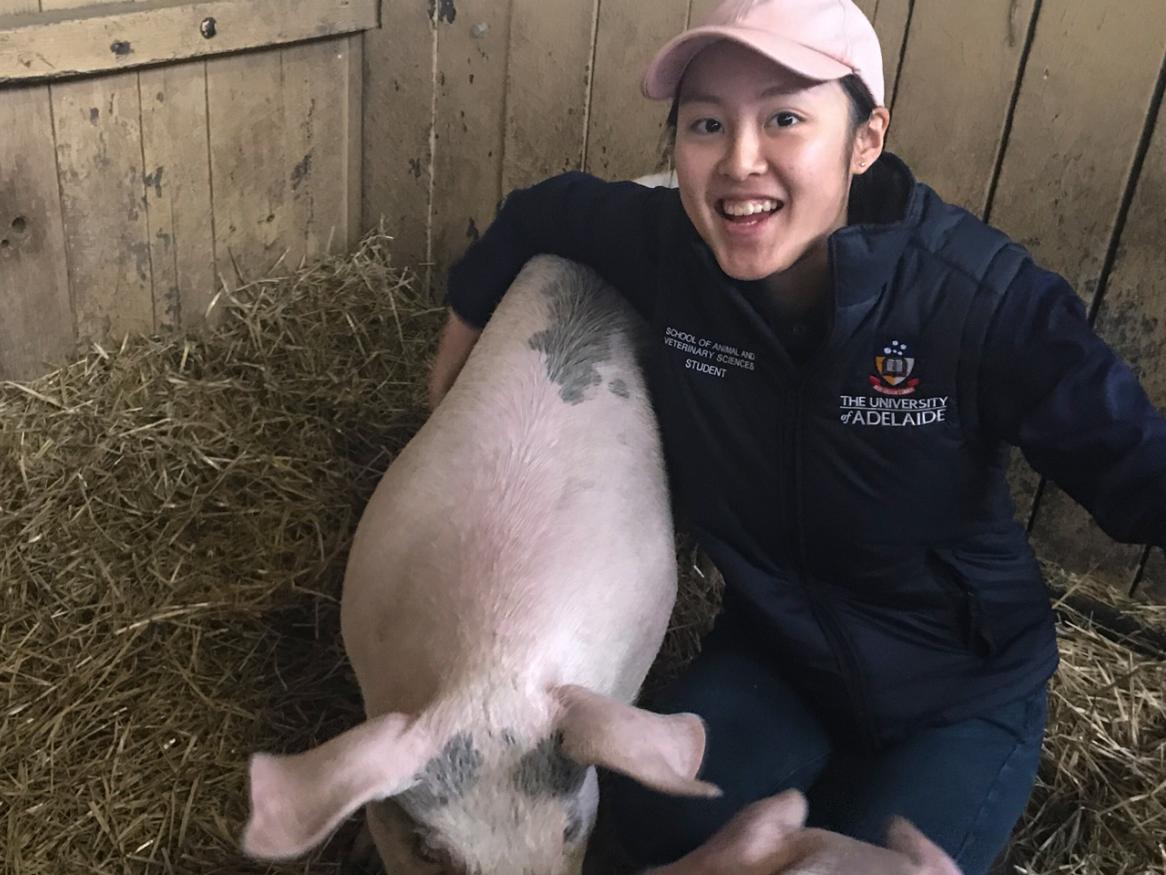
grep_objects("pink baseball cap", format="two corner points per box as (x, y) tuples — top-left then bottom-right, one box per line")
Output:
(642, 0), (885, 106)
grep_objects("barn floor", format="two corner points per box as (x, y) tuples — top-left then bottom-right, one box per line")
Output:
(1, 235), (1162, 874)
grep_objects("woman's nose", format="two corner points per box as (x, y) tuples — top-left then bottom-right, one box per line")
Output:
(718, 128), (766, 180)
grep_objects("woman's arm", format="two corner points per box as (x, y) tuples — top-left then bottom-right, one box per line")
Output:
(430, 171), (674, 406)
(980, 262), (1166, 548)
(446, 171), (673, 327)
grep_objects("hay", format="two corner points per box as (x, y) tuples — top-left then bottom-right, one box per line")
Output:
(1, 233), (1162, 874)
(1, 233), (440, 874)
(1003, 565), (1166, 875)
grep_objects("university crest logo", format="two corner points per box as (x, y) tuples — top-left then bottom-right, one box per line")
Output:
(870, 339), (920, 396)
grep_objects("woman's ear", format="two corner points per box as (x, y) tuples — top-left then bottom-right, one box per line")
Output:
(852, 107), (891, 174)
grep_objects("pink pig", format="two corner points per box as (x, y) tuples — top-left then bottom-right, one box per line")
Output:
(241, 256), (718, 874)
(656, 790), (962, 875)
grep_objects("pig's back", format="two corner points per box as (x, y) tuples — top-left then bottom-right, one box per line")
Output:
(342, 257), (675, 713)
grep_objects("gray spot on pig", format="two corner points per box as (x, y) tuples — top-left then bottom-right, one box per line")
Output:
(527, 266), (633, 405)
(89, 107), (99, 124)
(512, 732), (587, 799)
(608, 379), (629, 398)
(465, 217), (480, 241)
(400, 733), (483, 812)
(110, 40), (132, 56)
(563, 796), (584, 843)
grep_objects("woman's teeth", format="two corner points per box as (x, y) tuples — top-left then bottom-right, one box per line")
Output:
(725, 200), (777, 216)
(720, 199), (780, 218)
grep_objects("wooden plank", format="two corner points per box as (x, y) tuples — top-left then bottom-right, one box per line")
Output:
(282, 36), (351, 262)
(868, 0), (910, 108)
(0, 82), (76, 379)
(1030, 78), (1166, 595)
(344, 31), (362, 250)
(430, 0), (512, 287)
(50, 69), (155, 344)
(888, 0), (1037, 213)
(501, 0), (596, 193)
(361, 0), (434, 271)
(688, 0), (723, 25)
(0, 0), (73, 379)
(0, 0), (378, 84)
(585, 0), (687, 180)
(997, 3), (1166, 591)
(137, 58), (216, 329)
(205, 48), (291, 285)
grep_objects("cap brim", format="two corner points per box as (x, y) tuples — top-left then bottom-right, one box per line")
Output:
(642, 26), (853, 100)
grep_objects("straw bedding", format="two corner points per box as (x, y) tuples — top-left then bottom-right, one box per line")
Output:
(1, 235), (1162, 874)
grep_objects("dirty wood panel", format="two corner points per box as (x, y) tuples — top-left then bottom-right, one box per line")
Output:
(282, 37), (352, 262)
(1029, 78), (1166, 594)
(996, 2), (1166, 589)
(206, 49), (291, 285)
(430, 0), (512, 287)
(989, 2), (1166, 305)
(0, 0), (377, 84)
(0, 0), (74, 379)
(500, 0), (596, 194)
(50, 70), (155, 343)
(688, 0), (723, 25)
(345, 32), (362, 250)
(362, 0), (434, 271)
(41, 0), (154, 343)
(585, 0), (688, 180)
(0, 83), (76, 379)
(137, 58), (215, 330)
(888, 0), (1037, 213)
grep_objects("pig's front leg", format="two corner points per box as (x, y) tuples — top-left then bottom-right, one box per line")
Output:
(649, 790), (962, 875)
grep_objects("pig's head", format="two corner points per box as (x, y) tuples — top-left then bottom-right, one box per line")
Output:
(242, 684), (718, 874)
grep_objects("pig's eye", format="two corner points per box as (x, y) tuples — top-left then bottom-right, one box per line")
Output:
(411, 830), (447, 866)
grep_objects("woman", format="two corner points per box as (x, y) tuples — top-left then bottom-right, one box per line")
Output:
(428, 1), (1166, 872)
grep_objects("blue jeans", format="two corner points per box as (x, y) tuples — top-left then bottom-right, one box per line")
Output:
(606, 619), (1047, 875)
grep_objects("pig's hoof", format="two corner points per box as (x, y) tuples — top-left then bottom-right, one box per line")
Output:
(340, 823), (384, 875)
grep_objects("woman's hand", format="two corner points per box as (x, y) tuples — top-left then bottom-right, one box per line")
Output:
(653, 790), (962, 875)
(428, 310), (482, 410)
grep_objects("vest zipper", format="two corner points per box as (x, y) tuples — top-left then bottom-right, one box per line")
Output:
(787, 379), (879, 751)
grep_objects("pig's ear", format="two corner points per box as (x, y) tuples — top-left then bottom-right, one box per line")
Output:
(242, 712), (433, 860)
(552, 684), (720, 798)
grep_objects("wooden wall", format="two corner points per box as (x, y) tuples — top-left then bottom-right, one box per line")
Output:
(0, 0), (367, 380)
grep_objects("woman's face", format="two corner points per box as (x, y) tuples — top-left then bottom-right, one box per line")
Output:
(674, 41), (875, 284)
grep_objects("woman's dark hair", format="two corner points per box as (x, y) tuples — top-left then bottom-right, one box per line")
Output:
(838, 74), (878, 129)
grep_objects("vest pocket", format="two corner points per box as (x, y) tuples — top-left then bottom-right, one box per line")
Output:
(925, 549), (996, 658)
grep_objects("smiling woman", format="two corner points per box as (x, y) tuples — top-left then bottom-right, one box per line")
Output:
(669, 44), (888, 317)
(428, 0), (1166, 873)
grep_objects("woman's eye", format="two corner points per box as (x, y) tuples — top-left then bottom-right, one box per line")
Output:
(691, 118), (723, 134)
(771, 111), (800, 128)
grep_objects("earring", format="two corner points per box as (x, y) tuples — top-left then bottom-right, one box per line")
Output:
(858, 160), (867, 168)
